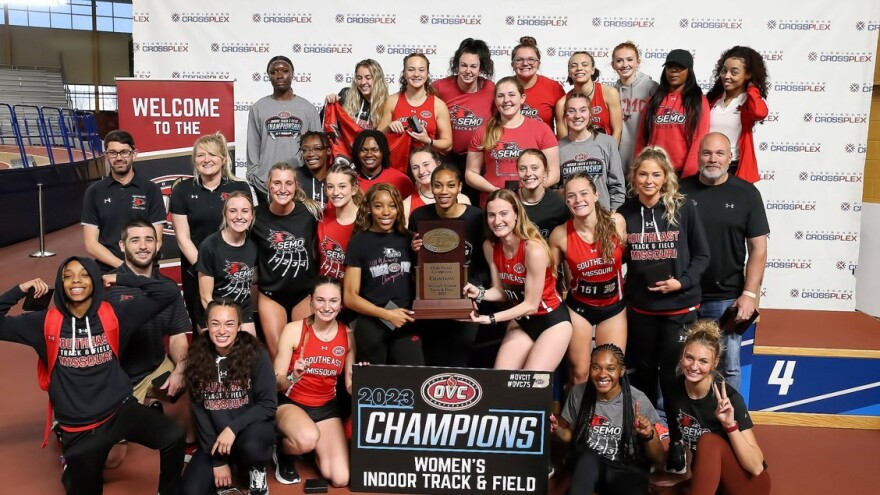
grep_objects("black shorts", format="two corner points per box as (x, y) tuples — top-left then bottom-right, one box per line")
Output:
(513, 306), (571, 341)
(278, 393), (340, 423)
(259, 288), (309, 316)
(565, 296), (626, 325)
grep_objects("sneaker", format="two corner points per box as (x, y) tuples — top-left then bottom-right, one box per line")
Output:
(272, 448), (301, 485)
(248, 465), (269, 495)
(665, 441), (687, 474)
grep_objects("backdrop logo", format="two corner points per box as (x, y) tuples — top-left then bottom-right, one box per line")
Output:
(794, 289), (854, 300)
(759, 169), (775, 181)
(765, 200), (816, 211)
(767, 19), (831, 30)
(510, 15), (568, 27)
(134, 70), (151, 79)
(810, 51), (873, 62)
(377, 44), (438, 55)
(335, 72), (395, 85)
(420, 373), (482, 411)
(766, 258), (812, 270)
(420, 14), (481, 25)
(797, 230), (859, 242)
(489, 45), (511, 57)
(505, 16), (515, 25)
(840, 201), (862, 212)
(799, 171), (862, 183)
(252, 12), (312, 23)
(643, 47), (691, 60)
(697, 79), (713, 92)
(764, 112), (780, 123)
(234, 101), (252, 112)
(292, 43), (353, 54)
(550, 46), (608, 58)
(133, 11), (150, 23)
(215, 42), (270, 54)
(836, 261), (858, 272)
(760, 50), (784, 62)
(252, 72), (262, 82)
(760, 141), (821, 153)
(180, 71), (230, 80)
(171, 12), (230, 23)
(680, 18), (742, 29)
(171, 72), (180, 79)
(337, 13), (397, 24)
(804, 112), (867, 124)
(591, 16), (655, 28)
(855, 20), (880, 31)
(773, 81), (825, 92)
(256, 72), (312, 83)
(844, 143), (867, 154)
(137, 42), (189, 53)
(793, 231), (803, 240)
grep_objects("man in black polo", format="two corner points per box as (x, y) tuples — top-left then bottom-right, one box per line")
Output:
(104, 219), (191, 467)
(680, 132), (769, 390)
(82, 130), (166, 272)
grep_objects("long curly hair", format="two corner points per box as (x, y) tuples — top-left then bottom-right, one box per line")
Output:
(484, 188), (554, 266)
(563, 172), (625, 261)
(185, 300), (262, 401)
(706, 46), (769, 102)
(354, 183), (410, 235)
(628, 147), (684, 226)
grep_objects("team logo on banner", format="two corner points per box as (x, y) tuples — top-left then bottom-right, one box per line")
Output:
(773, 81), (825, 92)
(766, 19), (831, 30)
(376, 44), (438, 55)
(171, 12), (230, 23)
(766, 258), (813, 270)
(809, 51), (874, 62)
(798, 171), (862, 182)
(421, 374), (482, 411)
(336, 13), (397, 24)
(508, 15), (568, 26)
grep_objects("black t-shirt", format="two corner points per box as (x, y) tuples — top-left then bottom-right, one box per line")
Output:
(195, 232), (258, 311)
(104, 264), (191, 384)
(408, 204), (490, 288)
(250, 202), (318, 293)
(81, 173), (166, 264)
(672, 378), (753, 452)
(345, 230), (415, 309)
(169, 177), (253, 250)
(521, 190), (570, 240)
(680, 176), (769, 300)
(295, 168), (327, 209)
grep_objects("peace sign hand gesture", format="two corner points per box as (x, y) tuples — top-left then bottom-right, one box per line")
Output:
(713, 381), (736, 429)
(633, 401), (654, 439)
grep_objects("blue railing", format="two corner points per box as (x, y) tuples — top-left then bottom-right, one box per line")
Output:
(0, 104), (102, 168)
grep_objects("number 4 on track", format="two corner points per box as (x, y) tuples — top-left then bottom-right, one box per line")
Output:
(768, 360), (796, 395)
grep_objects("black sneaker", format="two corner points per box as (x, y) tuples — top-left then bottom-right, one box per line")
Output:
(665, 441), (687, 474)
(272, 448), (301, 485)
(248, 465), (269, 494)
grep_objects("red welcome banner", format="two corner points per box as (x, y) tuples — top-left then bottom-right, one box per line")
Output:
(116, 79), (234, 152)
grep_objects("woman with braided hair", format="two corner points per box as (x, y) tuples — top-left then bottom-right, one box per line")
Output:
(560, 344), (665, 494)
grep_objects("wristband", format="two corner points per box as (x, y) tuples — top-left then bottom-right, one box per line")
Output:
(640, 429), (655, 441)
(724, 422), (739, 433)
(742, 290), (757, 299)
(429, 138), (434, 147)
(489, 313), (496, 325)
(475, 287), (486, 304)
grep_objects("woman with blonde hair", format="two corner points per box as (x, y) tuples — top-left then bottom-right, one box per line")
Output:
(171, 132), (252, 328)
(324, 59), (389, 130)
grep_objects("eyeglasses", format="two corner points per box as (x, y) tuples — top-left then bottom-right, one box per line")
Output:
(513, 57), (539, 65)
(105, 150), (134, 158)
(301, 146), (325, 154)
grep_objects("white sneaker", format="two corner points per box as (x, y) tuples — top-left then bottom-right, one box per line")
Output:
(248, 465), (268, 495)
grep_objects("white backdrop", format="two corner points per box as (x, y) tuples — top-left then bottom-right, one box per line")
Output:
(131, 0), (880, 311)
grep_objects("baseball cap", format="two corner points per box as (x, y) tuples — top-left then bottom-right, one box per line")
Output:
(663, 49), (693, 69)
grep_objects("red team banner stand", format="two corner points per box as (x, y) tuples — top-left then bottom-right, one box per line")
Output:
(117, 79), (235, 153)
(351, 365), (551, 495)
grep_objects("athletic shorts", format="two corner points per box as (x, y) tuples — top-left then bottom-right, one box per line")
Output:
(260, 288), (309, 316)
(131, 356), (176, 404)
(565, 297), (626, 325)
(278, 394), (340, 423)
(513, 306), (571, 341)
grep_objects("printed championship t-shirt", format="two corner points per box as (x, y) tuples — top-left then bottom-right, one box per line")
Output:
(250, 202), (318, 293)
(195, 231), (258, 310)
(672, 379), (753, 452)
(344, 230), (415, 309)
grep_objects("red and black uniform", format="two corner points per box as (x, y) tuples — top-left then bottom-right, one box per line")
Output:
(521, 75), (565, 130)
(0, 256), (184, 495)
(493, 240), (567, 340)
(635, 91), (710, 177)
(392, 94), (438, 152)
(434, 76), (496, 154)
(280, 321), (349, 422)
(567, 83), (612, 135)
(318, 208), (356, 280)
(357, 168), (414, 200)
(564, 220), (625, 324)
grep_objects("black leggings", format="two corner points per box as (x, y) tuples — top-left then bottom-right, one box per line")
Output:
(354, 316), (424, 365)
(420, 319), (479, 367)
(60, 397), (185, 495)
(626, 309), (696, 441)
(181, 419), (275, 495)
(569, 449), (650, 495)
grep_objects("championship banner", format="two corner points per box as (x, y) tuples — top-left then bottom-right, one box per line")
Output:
(351, 366), (551, 494)
(116, 79), (234, 153)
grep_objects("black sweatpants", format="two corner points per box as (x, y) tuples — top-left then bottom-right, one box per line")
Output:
(60, 397), (185, 495)
(181, 419), (275, 495)
(569, 449), (650, 495)
(626, 309), (696, 441)
(420, 319), (479, 368)
(354, 316), (424, 365)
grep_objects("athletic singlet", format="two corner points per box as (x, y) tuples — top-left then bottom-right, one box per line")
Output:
(568, 83), (611, 135)
(318, 208), (355, 280)
(286, 320), (349, 407)
(392, 94), (438, 144)
(564, 220), (623, 307)
(409, 190), (427, 214)
(493, 239), (561, 315)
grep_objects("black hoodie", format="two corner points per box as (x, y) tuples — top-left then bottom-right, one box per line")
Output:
(0, 256), (179, 427)
(618, 196), (710, 312)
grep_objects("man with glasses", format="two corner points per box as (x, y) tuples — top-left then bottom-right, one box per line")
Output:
(82, 130), (166, 272)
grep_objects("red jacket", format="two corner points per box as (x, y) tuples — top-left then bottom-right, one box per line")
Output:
(710, 85), (768, 183)
(636, 90), (709, 178)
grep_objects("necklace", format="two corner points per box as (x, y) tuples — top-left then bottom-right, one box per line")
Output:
(519, 187), (546, 206)
(418, 187), (434, 200)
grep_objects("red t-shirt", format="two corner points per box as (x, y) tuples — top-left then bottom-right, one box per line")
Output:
(358, 168), (414, 200)
(567, 82), (612, 136)
(564, 220), (623, 307)
(468, 118), (556, 204)
(635, 90), (710, 177)
(493, 239), (561, 315)
(286, 320), (349, 407)
(318, 208), (356, 280)
(522, 75), (565, 130)
(434, 76), (496, 154)
(392, 93), (438, 151)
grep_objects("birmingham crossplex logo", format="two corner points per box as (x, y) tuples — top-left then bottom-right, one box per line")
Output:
(794, 231), (803, 240)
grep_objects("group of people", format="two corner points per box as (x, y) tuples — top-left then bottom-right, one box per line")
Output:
(0, 36), (774, 495)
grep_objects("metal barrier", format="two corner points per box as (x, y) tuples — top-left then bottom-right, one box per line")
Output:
(0, 103), (101, 168)
(0, 103), (29, 167)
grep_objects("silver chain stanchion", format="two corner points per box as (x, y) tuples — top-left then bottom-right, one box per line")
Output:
(29, 183), (56, 258)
